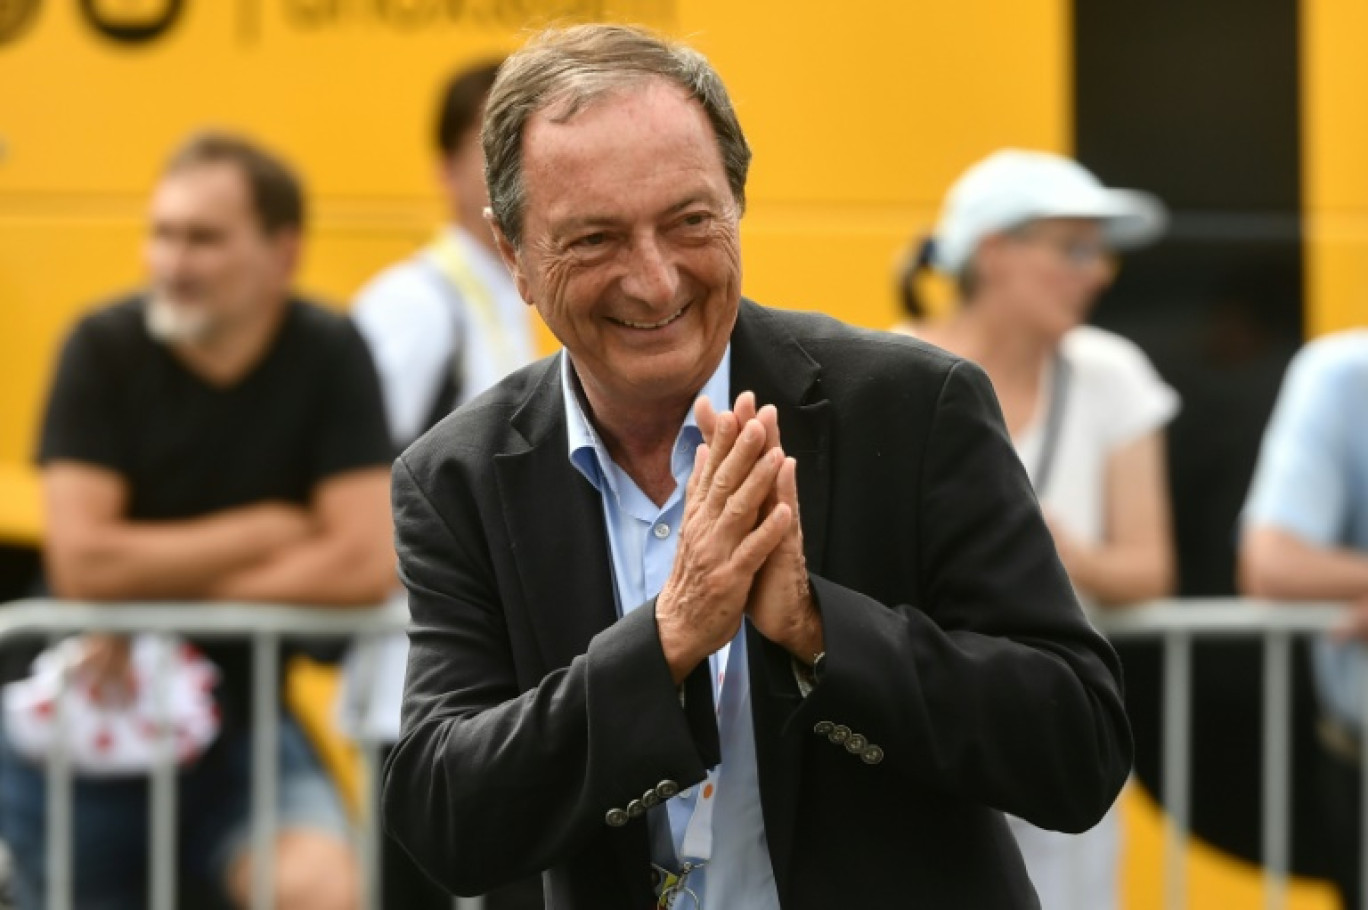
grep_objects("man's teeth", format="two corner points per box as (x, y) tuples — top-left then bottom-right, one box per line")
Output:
(616, 308), (684, 329)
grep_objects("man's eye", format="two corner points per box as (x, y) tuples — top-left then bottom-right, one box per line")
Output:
(681, 213), (709, 228)
(575, 232), (607, 248)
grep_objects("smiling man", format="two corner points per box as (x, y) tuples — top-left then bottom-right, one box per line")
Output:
(384, 25), (1132, 909)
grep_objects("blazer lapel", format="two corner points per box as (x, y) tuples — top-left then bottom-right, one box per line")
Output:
(730, 301), (832, 899)
(495, 354), (620, 674)
(493, 354), (652, 905)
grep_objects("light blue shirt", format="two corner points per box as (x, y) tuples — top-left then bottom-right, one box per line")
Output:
(561, 348), (781, 910)
(1242, 330), (1368, 727)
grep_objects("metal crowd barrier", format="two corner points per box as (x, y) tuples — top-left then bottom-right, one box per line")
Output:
(1094, 598), (1355, 910)
(0, 598), (418, 910)
(0, 597), (1360, 910)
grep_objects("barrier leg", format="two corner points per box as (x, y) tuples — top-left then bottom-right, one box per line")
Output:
(360, 736), (383, 910)
(251, 632), (280, 910)
(1162, 631), (1191, 910)
(148, 634), (177, 910)
(1359, 666), (1368, 910)
(1261, 631), (1291, 910)
(44, 643), (72, 910)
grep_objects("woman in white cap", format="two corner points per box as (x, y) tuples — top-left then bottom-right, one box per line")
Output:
(895, 149), (1179, 910)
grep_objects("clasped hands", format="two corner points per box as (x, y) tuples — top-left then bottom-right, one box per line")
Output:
(657, 392), (823, 685)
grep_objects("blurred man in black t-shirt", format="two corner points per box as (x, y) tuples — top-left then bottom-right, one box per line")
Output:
(0, 132), (393, 910)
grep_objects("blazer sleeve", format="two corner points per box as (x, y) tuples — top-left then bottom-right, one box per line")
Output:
(381, 454), (719, 896)
(789, 359), (1132, 833)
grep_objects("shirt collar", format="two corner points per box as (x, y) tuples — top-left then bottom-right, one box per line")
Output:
(562, 346), (732, 492)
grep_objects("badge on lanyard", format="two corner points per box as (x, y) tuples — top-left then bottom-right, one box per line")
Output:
(652, 861), (703, 909)
(650, 628), (746, 909)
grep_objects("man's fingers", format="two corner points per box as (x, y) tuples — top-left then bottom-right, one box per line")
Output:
(1333, 602), (1368, 641)
(695, 396), (717, 445)
(732, 501), (793, 574)
(719, 447), (783, 529)
(705, 420), (769, 515)
(776, 456), (800, 518)
(79, 636), (134, 704)
(695, 411), (738, 496)
(732, 391), (757, 427)
(757, 403), (781, 452)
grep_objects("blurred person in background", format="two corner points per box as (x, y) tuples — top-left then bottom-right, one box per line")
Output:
(894, 148), (1178, 910)
(352, 59), (536, 456)
(1240, 328), (1368, 909)
(1, 132), (393, 910)
(342, 59), (542, 910)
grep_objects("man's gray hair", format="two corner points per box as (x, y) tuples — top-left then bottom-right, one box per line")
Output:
(483, 24), (752, 248)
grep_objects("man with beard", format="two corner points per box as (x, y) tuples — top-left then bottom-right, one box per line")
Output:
(2, 132), (393, 910)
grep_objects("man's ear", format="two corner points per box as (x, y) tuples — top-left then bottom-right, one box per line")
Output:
(485, 208), (532, 304)
(272, 229), (303, 281)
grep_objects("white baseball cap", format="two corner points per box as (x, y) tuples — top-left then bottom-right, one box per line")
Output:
(931, 149), (1168, 276)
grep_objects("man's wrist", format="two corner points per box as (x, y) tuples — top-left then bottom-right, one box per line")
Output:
(784, 594), (824, 664)
(656, 603), (706, 686)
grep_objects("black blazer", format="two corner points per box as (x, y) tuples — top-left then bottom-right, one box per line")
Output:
(384, 301), (1133, 909)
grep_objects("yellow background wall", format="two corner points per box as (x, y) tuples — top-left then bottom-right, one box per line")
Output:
(1303, 0), (1368, 337)
(0, 0), (1068, 506)
(0, 1), (1343, 905)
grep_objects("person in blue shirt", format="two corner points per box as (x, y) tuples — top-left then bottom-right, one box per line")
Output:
(1240, 329), (1368, 909)
(382, 24), (1132, 909)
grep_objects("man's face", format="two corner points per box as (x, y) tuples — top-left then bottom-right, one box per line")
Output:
(143, 163), (296, 344)
(498, 79), (742, 413)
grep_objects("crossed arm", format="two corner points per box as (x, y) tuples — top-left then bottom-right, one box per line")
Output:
(43, 460), (394, 606)
(1240, 527), (1368, 635)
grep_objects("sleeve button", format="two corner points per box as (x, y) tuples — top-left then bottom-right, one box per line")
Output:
(845, 733), (868, 753)
(605, 808), (629, 827)
(861, 745), (885, 765)
(656, 780), (680, 799)
(828, 724), (851, 744)
(813, 721), (834, 735)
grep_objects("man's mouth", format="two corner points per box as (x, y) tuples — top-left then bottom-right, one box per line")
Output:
(609, 305), (688, 330)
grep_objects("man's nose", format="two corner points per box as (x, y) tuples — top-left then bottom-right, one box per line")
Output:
(621, 234), (680, 306)
(149, 236), (191, 278)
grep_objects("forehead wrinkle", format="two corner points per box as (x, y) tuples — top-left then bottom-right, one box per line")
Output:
(521, 85), (727, 236)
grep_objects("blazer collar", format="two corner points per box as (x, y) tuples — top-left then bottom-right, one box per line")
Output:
(499, 352), (619, 676)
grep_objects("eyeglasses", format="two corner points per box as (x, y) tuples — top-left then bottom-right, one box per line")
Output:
(1008, 227), (1118, 272)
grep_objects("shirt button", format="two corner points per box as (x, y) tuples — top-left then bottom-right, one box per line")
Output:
(653, 523), (670, 539)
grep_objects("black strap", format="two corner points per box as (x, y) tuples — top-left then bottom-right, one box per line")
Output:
(1032, 354), (1072, 498)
